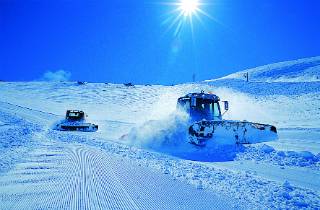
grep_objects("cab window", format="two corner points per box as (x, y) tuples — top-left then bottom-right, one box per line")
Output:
(213, 103), (221, 119)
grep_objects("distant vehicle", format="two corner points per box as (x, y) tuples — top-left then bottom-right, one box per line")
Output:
(177, 91), (277, 146)
(124, 82), (134, 87)
(54, 110), (98, 132)
(77, 81), (87, 85)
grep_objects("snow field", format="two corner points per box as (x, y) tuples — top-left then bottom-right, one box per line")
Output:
(0, 104), (245, 209)
(0, 56), (320, 209)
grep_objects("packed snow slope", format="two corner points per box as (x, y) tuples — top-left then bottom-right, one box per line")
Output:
(0, 56), (320, 209)
(207, 56), (320, 83)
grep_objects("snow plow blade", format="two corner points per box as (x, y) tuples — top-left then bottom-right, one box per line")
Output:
(188, 120), (277, 146)
(56, 123), (98, 132)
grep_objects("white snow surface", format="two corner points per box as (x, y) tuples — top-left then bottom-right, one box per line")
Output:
(0, 56), (320, 209)
(206, 56), (320, 83)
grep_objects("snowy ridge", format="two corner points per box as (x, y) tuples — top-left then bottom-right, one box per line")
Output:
(206, 56), (320, 82)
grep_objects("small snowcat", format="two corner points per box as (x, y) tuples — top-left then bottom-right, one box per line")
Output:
(177, 91), (277, 146)
(124, 82), (134, 87)
(55, 110), (98, 132)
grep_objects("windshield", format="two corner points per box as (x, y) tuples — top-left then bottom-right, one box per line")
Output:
(69, 112), (80, 117)
(66, 111), (84, 120)
(192, 99), (221, 120)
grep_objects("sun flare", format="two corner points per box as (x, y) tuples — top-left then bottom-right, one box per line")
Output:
(162, 0), (213, 37)
(178, 0), (200, 17)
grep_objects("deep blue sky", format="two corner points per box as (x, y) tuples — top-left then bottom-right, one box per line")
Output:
(1, 0), (320, 84)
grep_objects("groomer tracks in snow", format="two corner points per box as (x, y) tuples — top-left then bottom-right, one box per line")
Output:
(0, 102), (244, 210)
(1, 56), (320, 209)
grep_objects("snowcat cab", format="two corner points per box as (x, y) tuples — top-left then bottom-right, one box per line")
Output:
(178, 91), (278, 146)
(177, 91), (228, 122)
(66, 110), (85, 121)
(55, 110), (98, 132)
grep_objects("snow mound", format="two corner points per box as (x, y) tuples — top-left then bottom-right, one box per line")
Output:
(236, 144), (320, 170)
(209, 56), (320, 82)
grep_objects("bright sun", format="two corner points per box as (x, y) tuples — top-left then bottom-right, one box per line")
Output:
(162, 0), (212, 37)
(178, 0), (200, 17)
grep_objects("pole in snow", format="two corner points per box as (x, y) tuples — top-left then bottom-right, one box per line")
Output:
(244, 72), (249, 82)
